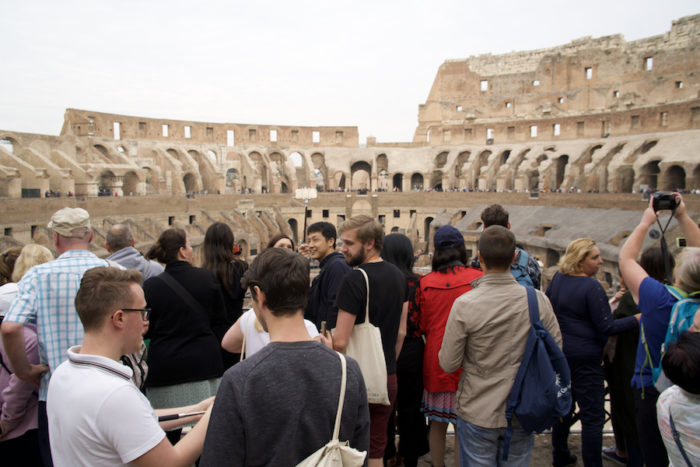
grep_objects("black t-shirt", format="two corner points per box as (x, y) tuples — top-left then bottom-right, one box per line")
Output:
(335, 261), (408, 374)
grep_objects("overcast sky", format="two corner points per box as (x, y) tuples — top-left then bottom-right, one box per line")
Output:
(1, 1), (697, 143)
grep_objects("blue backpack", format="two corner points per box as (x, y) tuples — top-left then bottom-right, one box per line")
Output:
(651, 286), (700, 390)
(503, 287), (572, 460)
(510, 249), (534, 288)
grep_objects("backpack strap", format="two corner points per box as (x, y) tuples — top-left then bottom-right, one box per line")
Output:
(669, 412), (694, 467)
(158, 271), (207, 319)
(525, 285), (540, 324)
(331, 351), (348, 442)
(503, 286), (539, 460)
(665, 285), (687, 301)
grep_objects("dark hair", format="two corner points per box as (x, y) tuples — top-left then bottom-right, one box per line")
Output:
(147, 228), (187, 265)
(661, 331), (700, 394)
(202, 222), (247, 295)
(0, 247), (23, 286)
(640, 246), (675, 283)
(481, 204), (509, 228)
(106, 224), (134, 252)
(381, 233), (416, 282)
(75, 267), (143, 331)
(266, 233), (295, 251)
(478, 225), (515, 270)
(432, 244), (468, 272)
(307, 222), (337, 249)
(241, 248), (309, 316)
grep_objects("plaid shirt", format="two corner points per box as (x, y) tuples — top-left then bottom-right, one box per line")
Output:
(4, 250), (110, 400)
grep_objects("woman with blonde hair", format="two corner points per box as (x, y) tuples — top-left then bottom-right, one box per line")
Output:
(0, 245), (53, 317)
(547, 237), (639, 467)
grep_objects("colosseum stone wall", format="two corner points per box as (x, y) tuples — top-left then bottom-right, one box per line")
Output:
(1, 14), (699, 290)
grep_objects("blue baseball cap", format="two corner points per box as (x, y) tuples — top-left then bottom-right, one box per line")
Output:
(433, 225), (464, 250)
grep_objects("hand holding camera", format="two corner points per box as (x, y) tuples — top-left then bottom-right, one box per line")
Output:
(652, 191), (680, 212)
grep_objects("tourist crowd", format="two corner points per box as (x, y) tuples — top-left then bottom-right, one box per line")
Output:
(0, 195), (698, 467)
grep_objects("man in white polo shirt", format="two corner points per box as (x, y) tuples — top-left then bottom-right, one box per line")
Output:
(47, 267), (213, 467)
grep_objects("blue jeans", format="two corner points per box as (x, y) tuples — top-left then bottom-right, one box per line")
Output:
(457, 418), (533, 467)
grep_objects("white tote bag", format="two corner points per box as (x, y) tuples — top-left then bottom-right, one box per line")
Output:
(296, 352), (367, 466)
(343, 268), (390, 406)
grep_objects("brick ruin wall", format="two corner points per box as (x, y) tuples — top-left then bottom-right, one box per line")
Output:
(413, 14), (700, 145)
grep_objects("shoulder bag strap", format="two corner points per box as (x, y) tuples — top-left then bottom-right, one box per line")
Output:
(669, 411), (694, 467)
(332, 351), (347, 442)
(239, 322), (247, 362)
(356, 268), (371, 323)
(158, 271), (207, 318)
(525, 286), (540, 324)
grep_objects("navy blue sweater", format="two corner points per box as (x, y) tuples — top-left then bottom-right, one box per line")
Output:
(546, 274), (638, 360)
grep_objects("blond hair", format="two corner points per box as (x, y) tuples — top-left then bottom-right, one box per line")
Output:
(674, 247), (700, 293)
(338, 215), (384, 252)
(558, 238), (597, 276)
(12, 244), (54, 282)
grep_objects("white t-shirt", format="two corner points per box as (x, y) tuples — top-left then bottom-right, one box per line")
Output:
(657, 385), (700, 467)
(47, 347), (165, 466)
(241, 309), (319, 357)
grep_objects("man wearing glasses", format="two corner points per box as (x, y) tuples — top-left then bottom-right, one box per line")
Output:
(47, 267), (213, 467)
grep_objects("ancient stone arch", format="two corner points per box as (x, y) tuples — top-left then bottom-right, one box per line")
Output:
(183, 172), (197, 193)
(311, 152), (328, 190)
(639, 160), (661, 190)
(188, 149), (217, 193)
(434, 151), (448, 169)
(625, 140), (658, 163)
(122, 171), (139, 196)
(555, 155), (569, 190)
(350, 161), (371, 191)
(331, 170), (346, 191)
(615, 165), (636, 193)
(411, 172), (424, 191)
(376, 154), (388, 172)
(99, 170), (118, 195)
(662, 165), (686, 191)
(430, 170), (443, 191)
(392, 173), (403, 191)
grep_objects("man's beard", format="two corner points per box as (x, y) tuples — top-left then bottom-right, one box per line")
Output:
(345, 249), (365, 267)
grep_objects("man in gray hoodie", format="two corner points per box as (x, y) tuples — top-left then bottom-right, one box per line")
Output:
(105, 224), (164, 282)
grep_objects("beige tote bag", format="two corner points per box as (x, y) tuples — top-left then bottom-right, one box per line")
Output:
(296, 352), (367, 466)
(343, 268), (390, 406)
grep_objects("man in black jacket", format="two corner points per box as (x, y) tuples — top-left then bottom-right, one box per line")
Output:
(301, 222), (350, 330)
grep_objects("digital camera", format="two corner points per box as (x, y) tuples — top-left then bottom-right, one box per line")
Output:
(652, 191), (679, 212)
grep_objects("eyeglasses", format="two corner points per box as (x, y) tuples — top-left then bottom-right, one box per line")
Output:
(121, 308), (151, 321)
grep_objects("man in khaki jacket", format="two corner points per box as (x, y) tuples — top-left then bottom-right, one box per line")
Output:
(439, 225), (562, 466)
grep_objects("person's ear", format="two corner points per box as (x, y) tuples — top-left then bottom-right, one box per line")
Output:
(111, 309), (126, 329)
(254, 286), (267, 308)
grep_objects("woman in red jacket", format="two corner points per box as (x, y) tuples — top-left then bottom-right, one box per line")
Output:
(416, 225), (482, 467)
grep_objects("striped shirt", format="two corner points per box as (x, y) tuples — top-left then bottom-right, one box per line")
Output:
(4, 250), (111, 400)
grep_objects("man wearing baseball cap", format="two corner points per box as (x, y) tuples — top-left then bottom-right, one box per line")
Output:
(1, 207), (115, 466)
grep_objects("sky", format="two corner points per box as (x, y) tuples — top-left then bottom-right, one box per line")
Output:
(1, 1), (698, 144)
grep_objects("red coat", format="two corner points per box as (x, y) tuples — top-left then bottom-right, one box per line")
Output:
(417, 266), (483, 392)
